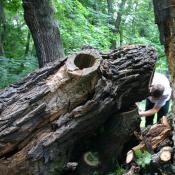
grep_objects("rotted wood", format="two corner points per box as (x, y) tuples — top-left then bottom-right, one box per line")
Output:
(0, 45), (157, 175)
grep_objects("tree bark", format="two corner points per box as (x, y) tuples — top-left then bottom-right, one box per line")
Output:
(0, 45), (157, 175)
(152, 2), (175, 173)
(22, 0), (65, 68)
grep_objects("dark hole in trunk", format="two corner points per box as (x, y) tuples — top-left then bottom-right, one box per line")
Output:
(74, 54), (96, 69)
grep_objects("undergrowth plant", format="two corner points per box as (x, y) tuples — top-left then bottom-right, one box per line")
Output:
(135, 150), (152, 168)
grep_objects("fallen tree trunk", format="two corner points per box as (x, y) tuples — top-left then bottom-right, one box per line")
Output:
(0, 45), (157, 175)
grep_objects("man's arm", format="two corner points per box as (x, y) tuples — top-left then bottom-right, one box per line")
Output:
(139, 106), (160, 117)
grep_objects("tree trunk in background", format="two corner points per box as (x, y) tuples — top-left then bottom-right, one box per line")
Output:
(114, 0), (127, 47)
(22, 0), (65, 68)
(107, 0), (127, 49)
(107, 0), (113, 24)
(115, 0), (127, 33)
(0, 0), (5, 56)
(24, 31), (30, 56)
(0, 45), (157, 175)
(153, 0), (175, 174)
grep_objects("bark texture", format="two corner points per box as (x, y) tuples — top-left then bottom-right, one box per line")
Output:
(22, 0), (65, 68)
(0, 45), (157, 175)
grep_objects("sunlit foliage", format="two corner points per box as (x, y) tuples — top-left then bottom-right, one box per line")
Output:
(0, 0), (168, 88)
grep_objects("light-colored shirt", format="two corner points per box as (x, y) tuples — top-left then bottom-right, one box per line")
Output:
(148, 72), (172, 108)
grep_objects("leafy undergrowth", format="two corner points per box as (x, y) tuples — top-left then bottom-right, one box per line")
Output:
(0, 55), (38, 89)
(92, 150), (152, 175)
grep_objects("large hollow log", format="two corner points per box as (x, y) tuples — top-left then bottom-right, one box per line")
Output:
(0, 45), (157, 175)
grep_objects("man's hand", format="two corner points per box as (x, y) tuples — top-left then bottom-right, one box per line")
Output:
(139, 106), (160, 117)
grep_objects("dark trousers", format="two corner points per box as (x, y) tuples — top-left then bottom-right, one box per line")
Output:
(145, 99), (170, 127)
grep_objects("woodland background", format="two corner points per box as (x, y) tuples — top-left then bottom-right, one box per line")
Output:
(0, 0), (168, 88)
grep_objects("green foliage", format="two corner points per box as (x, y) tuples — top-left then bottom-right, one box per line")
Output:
(55, 0), (113, 54)
(93, 171), (100, 175)
(3, 0), (30, 58)
(0, 0), (169, 89)
(54, 0), (168, 72)
(0, 0), (36, 88)
(0, 55), (38, 88)
(135, 150), (152, 168)
(107, 163), (126, 175)
(92, 163), (126, 175)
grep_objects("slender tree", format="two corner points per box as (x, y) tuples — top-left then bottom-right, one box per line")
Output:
(153, 0), (175, 113)
(107, 0), (113, 24)
(22, 0), (65, 68)
(0, 0), (6, 56)
(107, 0), (127, 48)
(24, 30), (31, 56)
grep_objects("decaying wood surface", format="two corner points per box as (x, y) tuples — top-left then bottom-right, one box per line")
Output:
(0, 45), (157, 175)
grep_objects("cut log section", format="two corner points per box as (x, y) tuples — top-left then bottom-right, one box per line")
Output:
(77, 151), (100, 175)
(126, 150), (135, 164)
(0, 45), (157, 175)
(159, 146), (173, 162)
(152, 146), (173, 163)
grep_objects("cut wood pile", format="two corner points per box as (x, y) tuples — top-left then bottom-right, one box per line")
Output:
(125, 115), (175, 175)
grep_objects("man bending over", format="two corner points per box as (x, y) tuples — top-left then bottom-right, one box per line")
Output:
(139, 72), (172, 126)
